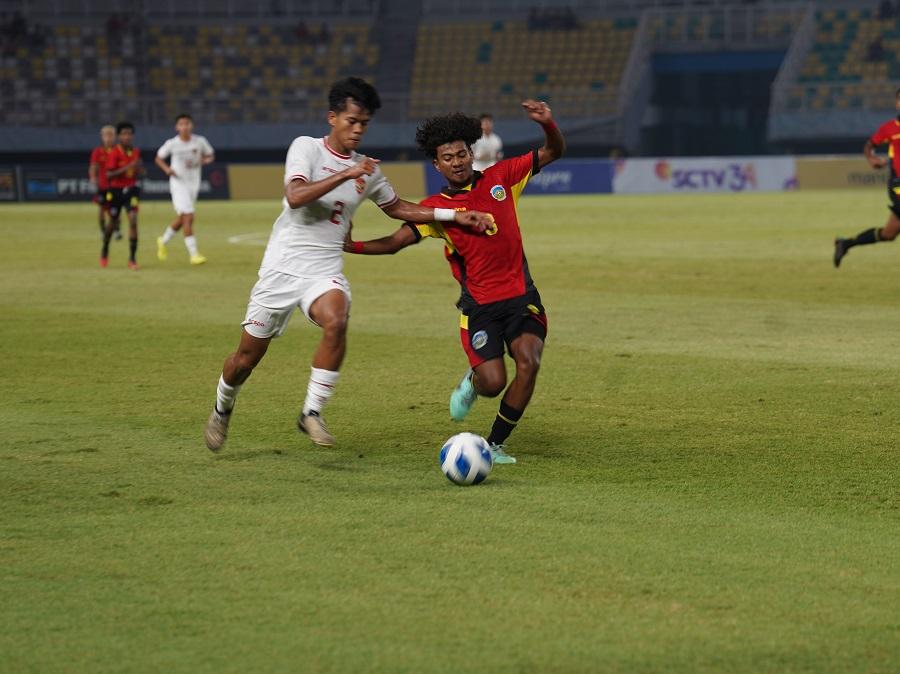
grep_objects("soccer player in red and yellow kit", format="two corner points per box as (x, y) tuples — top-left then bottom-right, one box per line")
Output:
(88, 125), (116, 238)
(346, 101), (565, 463)
(834, 88), (900, 267)
(102, 121), (143, 270)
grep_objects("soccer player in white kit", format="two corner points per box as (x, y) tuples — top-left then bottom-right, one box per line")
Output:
(154, 114), (215, 265)
(204, 77), (494, 452)
(472, 113), (503, 171)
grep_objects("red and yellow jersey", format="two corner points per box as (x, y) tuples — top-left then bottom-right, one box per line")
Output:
(89, 145), (113, 189)
(870, 118), (900, 177)
(408, 150), (540, 309)
(107, 144), (140, 188)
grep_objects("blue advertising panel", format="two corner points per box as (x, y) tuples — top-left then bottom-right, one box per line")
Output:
(20, 163), (230, 202)
(424, 159), (613, 196)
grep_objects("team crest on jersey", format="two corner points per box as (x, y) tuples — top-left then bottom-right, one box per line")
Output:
(355, 177), (366, 194)
(490, 185), (507, 201)
(471, 330), (489, 350)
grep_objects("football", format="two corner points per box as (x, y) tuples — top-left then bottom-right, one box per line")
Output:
(439, 432), (493, 485)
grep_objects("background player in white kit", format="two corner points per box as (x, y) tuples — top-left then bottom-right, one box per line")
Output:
(472, 113), (503, 171)
(204, 77), (494, 452)
(154, 114), (215, 265)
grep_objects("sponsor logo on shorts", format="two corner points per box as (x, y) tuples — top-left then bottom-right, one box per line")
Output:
(490, 185), (506, 201)
(247, 319), (266, 327)
(471, 330), (488, 350)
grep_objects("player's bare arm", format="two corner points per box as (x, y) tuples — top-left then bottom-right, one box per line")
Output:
(864, 139), (887, 169)
(381, 199), (493, 231)
(202, 153), (215, 166)
(155, 155), (176, 177)
(344, 223), (419, 255)
(521, 99), (565, 168)
(285, 155), (379, 208)
(108, 157), (141, 178)
(89, 161), (99, 185)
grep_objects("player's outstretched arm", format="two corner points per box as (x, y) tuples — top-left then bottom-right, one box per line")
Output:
(381, 199), (494, 232)
(522, 99), (565, 169)
(864, 139), (887, 169)
(344, 224), (419, 255)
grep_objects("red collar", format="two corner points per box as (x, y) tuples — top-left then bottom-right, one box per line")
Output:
(323, 136), (351, 159)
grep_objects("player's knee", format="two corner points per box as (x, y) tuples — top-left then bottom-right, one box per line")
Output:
(476, 372), (506, 398)
(235, 347), (265, 372)
(320, 313), (348, 339)
(515, 349), (542, 378)
(882, 228), (898, 241)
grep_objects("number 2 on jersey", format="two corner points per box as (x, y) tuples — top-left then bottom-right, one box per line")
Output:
(329, 201), (345, 225)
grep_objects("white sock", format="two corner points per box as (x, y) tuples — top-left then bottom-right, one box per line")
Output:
(184, 235), (199, 257)
(303, 367), (339, 415)
(216, 375), (241, 414)
(161, 226), (177, 244)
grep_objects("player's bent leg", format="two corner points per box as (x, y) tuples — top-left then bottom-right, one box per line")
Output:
(450, 361), (503, 422)
(182, 215), (205, 265)
(835, 213), (900, 268)
(206, 330), (272, 452)
(298, 287), (350, 447)
(127, 214), (139, 270)
(486, 333), (545, 464)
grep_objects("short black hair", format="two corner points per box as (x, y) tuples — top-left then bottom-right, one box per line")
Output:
(328, 77), (381, 114)
(479, 113), (493, 121)
(415, 113), (482, 159)
(895, 87), (900, 98)
(175, 113), (193, 123)
(116, 121), (135, 133)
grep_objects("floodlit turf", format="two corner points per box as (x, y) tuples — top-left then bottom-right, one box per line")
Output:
(2, 192), (899, 673)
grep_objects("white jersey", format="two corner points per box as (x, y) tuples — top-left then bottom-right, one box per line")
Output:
(260, 136), (398, 278)
(156, 134), (214, 188)
(472, 132), (503, 171)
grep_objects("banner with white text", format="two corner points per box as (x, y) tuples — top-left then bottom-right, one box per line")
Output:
(613, 157), (797, 194)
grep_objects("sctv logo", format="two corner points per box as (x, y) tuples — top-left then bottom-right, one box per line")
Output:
(655, 161), (758, 191)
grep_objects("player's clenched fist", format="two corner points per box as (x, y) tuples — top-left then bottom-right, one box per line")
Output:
(455, 211), (496, 234)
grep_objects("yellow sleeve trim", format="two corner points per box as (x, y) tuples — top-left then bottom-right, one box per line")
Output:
(459, 314), (469, 329)
(511, 170), (532, 205)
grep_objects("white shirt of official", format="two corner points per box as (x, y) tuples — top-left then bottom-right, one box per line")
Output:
(260, 136), (398, 278)
(472, 132), (503, 172)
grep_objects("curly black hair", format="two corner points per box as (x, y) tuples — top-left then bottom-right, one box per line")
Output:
(415, 113), (482, 159)
(328, 77), (381, 114)
(116, 121), (135, 134)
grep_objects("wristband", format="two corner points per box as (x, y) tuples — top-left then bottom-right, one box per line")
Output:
(350, 241), (364, 254)
(434, 208), (457, 221)
(541, 120), (558, 132)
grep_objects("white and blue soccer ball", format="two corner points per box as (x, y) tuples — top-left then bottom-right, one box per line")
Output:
(440, 432), (493, 486)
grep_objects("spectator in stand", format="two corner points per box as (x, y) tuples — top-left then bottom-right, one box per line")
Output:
(879, 0), (894, 20)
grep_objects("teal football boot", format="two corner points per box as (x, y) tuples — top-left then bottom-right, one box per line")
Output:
(449, 368), (477, 421)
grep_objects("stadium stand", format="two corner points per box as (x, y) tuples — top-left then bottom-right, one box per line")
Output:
(146, 23), (378, 123)
(0, 17), (378, 126)
(782, 6), (900, 112)
(409, 16), (636, 120)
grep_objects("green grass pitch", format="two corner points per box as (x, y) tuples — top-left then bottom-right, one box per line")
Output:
(2, 192), (899, 673)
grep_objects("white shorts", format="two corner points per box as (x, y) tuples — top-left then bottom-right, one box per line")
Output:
(242, 269), (351, 339)
(171, 179), (199, 215)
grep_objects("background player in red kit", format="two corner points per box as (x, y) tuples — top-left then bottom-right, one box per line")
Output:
(102, 121), (143, 270)
(88, 125), (118, 239)
(834, 88), (900, 267)
(346, 101), (565, 464)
